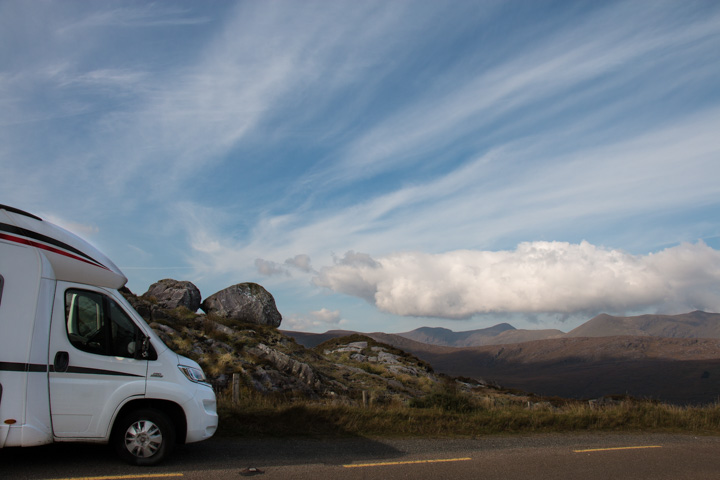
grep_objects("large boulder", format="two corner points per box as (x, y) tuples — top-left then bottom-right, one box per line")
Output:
(201, 282), (282, 327)
(143, 279), (202, 312)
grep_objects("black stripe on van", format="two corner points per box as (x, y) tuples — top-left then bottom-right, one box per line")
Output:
(0, 222), (105, 268)
(0, 205), (42, 221)
(0, 362), (143, 378)
(0, 362), (48, 373)
(59, 366), (145, 378)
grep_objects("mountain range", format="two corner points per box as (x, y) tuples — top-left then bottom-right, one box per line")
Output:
(396, 323), (564, 347)
(284, 311), (720, 405)
(393, 311), (720, 347)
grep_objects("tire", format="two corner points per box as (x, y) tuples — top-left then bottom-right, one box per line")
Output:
(113, 408), (175, 466)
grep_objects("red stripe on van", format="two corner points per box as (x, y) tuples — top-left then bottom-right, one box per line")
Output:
(0, 233), (111, 271)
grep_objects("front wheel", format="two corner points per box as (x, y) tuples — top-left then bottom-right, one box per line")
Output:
(113, 409), (175, 466)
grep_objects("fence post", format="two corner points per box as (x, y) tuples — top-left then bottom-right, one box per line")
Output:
(232, 373), (241, 404)
(362, 390), (368, 408)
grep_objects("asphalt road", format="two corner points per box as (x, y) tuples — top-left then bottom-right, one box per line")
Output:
(2, 433), (720, 480)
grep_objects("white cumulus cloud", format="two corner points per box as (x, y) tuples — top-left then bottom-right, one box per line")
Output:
(285, 308), (345, 332)
(254, 258), (288, 277)
(284, 254), (315, 273)
(313, 241), (720, 319)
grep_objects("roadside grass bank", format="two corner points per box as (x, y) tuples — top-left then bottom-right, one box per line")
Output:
(216, 388), (720, 438)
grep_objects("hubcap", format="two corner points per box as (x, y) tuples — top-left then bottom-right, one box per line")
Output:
(124, 419), (162, 458)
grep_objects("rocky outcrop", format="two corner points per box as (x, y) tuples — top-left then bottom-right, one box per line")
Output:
(143, 279), (202, 311)
(319, 336), (446, 402)
(121, 282), (501, 406)
(201, 283), (282, 328)
(141, 311), (350, 398)
(245, 343), (340, 395)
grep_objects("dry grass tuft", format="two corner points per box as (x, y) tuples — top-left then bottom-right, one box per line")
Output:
(217, 389), (720, 438)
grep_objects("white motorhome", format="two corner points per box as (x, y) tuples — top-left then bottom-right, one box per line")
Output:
(0, 205), (217, 465)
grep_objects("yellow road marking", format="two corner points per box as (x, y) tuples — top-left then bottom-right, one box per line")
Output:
(48, 474), (183, 480)
(574, 446), (662, 453)
(344, 457), (472, 468)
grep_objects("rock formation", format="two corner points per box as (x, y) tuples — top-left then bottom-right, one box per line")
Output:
(201, 282), (282, 328)
(143, 279), (202, 311)
(121, 280), (493, 405)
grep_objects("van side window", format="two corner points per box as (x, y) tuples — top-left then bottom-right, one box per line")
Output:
(65, 289), (155, 359)
(0, 274), (4, 306)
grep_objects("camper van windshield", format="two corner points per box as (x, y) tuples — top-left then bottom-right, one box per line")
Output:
(65, 289), (155, 359)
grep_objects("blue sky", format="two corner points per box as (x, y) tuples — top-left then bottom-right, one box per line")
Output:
(2, 0), (720, 333)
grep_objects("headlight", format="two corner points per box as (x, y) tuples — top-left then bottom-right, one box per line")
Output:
(178, 365), (211, 386)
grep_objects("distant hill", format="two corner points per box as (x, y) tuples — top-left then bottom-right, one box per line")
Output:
(370, 335), (720, 405)
(283, 311), (720, 404)
(397, 311), (720, 348)
(280, 329), (356, 348)
(566, 311), (720, 338)
(365, 332), (458, 355)
(492, 328), (566, 344)
(397, 324), (514, 346)
(396, 323), (515, 347)
(286, 311), (720, 351)
(397, 324), (564, 347)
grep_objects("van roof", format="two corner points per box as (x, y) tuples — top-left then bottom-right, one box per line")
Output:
(0, 205), (128, 289)
(0, 204), (42, 221)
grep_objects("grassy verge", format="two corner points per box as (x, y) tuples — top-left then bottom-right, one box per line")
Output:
(216, 389), (720, 438)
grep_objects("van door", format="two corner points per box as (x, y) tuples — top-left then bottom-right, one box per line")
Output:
(48, 282), (148, 438)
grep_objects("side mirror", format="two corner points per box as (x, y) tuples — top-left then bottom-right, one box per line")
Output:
(134, 335), (151, 360)
(141, 336), (151, 359)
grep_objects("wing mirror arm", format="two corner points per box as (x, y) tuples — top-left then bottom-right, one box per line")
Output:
(134, 334), (151, 360)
